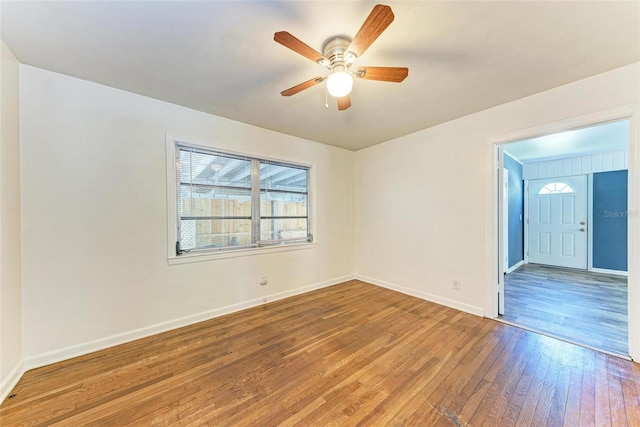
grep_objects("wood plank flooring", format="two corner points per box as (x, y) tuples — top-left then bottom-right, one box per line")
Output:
(2, 280), (639, 426)
(501, 264), (628, 357)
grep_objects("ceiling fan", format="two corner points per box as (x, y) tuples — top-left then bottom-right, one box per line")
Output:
(274, 4), (409, 111)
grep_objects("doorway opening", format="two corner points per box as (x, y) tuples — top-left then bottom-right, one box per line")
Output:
(497, 119), (629, 357)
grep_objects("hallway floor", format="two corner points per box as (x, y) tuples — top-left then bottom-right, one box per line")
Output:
(501, 264), (628, 357)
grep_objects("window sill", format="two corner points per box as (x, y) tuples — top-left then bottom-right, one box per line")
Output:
(167, 242), (317, 265)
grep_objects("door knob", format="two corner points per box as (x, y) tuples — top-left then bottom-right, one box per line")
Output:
(580, 221), (586, 225)
(580, 228), (586, 232)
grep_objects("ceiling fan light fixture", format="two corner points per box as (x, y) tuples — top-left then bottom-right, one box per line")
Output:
(274, 4), (404, 110)
(326, 70), (353, 98)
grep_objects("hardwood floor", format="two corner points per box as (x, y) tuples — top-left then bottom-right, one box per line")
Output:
(501, 264), (628, 357)
(2, 280), (639, 426)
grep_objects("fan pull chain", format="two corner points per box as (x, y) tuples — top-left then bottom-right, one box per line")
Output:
(325, 84), (329, 109)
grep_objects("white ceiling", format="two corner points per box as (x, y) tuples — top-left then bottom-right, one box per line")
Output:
(1, 1), (639, 151)
(504, 119), (629, 163)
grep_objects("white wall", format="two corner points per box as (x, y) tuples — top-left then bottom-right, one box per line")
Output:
(354, 64), (640, 336)
(0, 41), (23, 399)
(19, 66), (354, 367)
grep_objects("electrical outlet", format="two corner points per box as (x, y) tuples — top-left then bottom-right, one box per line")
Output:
(259, 276), (268, 286)
(453, 280), (461, 290)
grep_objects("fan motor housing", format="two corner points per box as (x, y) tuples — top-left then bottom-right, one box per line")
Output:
(322, 37), (356, 69)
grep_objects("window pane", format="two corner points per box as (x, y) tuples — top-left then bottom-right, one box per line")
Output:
(538, 182), (575, 195)
(260, 219), (308, 241)
(260, 191), (308, 217)
(180, 184), (251, 218)
(176, 142), (311, 255)
(180, 219), (252, 250)
(179, 149), (251, 188)
(260, 162), (307, 193)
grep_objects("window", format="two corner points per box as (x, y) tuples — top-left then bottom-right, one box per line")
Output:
(174, 142), (311, 256)
(538, 182), (575, 195)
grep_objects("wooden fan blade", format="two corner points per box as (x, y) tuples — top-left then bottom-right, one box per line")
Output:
(337, 95), (352, 111)
(348, 5), (395, 58)
(274, 31), (327, 64)
(356, 66), (408, 82)
(281, 76), (325, 96)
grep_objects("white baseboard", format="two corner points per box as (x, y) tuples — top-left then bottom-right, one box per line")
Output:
(590, 267), (628, 277)
(506, 260), (524, 274)
(22, 274), (354, 373)
(0, 359), (24, 404)
(355, 274), (485, 317)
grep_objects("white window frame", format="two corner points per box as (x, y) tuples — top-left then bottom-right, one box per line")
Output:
(165, 134), (316, 264)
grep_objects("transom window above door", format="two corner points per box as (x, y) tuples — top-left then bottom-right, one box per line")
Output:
(538, 182), (575, 195)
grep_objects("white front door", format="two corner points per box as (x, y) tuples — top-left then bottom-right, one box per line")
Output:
(528, 175), (588, 269)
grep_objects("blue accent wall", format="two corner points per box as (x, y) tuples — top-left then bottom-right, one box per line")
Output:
(504, 153), (524, 268)
(593, 170), (628, 271)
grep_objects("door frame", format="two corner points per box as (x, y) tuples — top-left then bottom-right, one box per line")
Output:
(489, 104), (639, 361)
(503, 167), (509, 277)
(497, 157), (506, 315)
